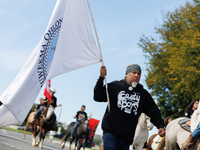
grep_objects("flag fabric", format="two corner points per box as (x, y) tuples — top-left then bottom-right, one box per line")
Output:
(43, 80), (52, 101)
(85, 118), (100, 148)
(0, 0), (100, 127)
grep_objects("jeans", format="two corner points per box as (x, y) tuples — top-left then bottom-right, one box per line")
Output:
(34, 106), (45, 119)
(102, 133), (130, 150)
(192, 122), (200, 138)
(71, 120), (82, 138)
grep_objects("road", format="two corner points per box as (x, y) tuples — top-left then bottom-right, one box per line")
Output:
(0, 128), (66, 150)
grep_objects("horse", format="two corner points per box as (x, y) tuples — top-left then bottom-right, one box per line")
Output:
(130, 113), (153, 150)
(60, 119), (89, 150)
(146, 134), (158, 150)
(165, 117), (200, 150)
(146, 134), (166, 150)
(31, 107), (55, 149)
(22, 111), (35, 139)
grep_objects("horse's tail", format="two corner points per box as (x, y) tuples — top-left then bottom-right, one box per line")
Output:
(156, 137), (165, 150)
(60, 122), (75, 145)
(60, 134), (67, 145)
(60, 130), (71, 145)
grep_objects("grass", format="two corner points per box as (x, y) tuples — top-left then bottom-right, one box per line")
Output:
(1, 126), (59, 139)
(2, 127), (32, 134)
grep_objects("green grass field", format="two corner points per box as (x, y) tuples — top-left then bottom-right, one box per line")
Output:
(2, 127), (32, 134)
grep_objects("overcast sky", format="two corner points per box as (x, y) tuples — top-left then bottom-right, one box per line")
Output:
(0, 0), (193, 136)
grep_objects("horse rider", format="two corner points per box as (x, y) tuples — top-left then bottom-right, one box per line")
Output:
(32, 88), (61, 130)
(46, 88), (61, 129)
(184, 99), (199, 118)
(32, 97), (49, 123)
(94, 64), (165, 150)
(181, 99), (199, 149)
(70, 105), (88, 140)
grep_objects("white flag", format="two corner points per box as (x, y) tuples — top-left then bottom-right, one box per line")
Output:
(0, 0), (100, 127)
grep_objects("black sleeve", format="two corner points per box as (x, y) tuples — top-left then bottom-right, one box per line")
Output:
(85, 112), (88, 120)
(76, 111), (79, 121)
(184, 109), (190, 118)
(93, 76), (108, 102)
(143, 91), (165, 129)
(54, 97), (57, 107)
(50, 96), (57, 107)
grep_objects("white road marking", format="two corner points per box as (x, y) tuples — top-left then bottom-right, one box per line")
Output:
(1, 141), (24, 150)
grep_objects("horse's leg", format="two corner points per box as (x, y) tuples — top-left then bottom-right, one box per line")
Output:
(32, 124), (39, 146)
(32, 124), (36, 146)
(22, 123), (30, 139)
(63, 134), (70, 149)
(69, 139), (74, 150)
(35, 127), (42, 146)
(76, 139), (81, 150)
(74, 138), (78, 150)
(39, 130), (47, 149)
(198, 142), (200, 150)
(32, 133), (36, 146)
(82, 138), (86, 150)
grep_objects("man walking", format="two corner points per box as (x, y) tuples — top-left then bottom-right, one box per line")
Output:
(94, 64), (165, 150)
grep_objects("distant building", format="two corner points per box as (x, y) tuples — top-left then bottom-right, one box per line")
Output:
(94, 134), (102, 139)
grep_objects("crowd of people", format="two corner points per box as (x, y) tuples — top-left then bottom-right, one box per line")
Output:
(93, 64), (199, 150)
(31, 63), (199, 150)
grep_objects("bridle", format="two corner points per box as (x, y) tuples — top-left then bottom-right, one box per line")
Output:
(138, 123), (147, 130)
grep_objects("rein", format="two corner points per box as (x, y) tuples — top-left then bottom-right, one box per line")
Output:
(41, 106), (54, 124)
(42, 114), (54, 124)
(79, 120), (88, 131)
(138, 123), (147, 130)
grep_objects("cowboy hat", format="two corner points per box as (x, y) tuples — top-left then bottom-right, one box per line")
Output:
(39, 97), (45, 104)
(50, 88), (56, 93)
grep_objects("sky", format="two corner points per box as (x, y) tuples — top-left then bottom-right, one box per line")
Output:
(0, 0), (194, 137)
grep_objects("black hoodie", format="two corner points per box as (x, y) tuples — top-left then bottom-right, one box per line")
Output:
(94, 76), (164, 144)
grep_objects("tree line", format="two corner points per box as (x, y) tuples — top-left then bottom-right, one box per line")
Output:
(139, 0), (200, 118)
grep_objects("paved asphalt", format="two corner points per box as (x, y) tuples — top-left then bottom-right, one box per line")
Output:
(0, 128), (68, 150)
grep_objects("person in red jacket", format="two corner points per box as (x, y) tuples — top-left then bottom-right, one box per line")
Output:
(94, 64), (165, 150)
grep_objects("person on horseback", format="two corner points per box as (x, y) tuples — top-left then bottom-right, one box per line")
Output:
(94, 64), (165, 150)
(46, 88), (61, 129)
(184, 99), (199, 118)
(32, 88), (61, 129)
(164, 116), (173, 127)
(32, 97), (49, 122)
(70, 105), (88, 140)
(181, 99), (199, 149)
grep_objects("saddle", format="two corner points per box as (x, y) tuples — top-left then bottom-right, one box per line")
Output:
(178, 118), (191, 132)
(42, 107), (48, 113)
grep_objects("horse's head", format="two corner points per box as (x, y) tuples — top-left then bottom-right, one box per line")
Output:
(80, 119), (89, 133)
(138, 113), (153, 131)
(146, 115), (153, 130)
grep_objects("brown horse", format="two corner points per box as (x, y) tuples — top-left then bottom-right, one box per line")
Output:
(31, 107), (55, 149)
(22, 111), (35, 139)
(146, 134), (165, 150)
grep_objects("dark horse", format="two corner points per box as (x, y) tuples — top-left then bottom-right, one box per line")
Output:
(60, 119), (89, 150)
(31, 107), (55, 149)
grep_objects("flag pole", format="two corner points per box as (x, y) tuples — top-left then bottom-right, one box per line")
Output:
(86, 0), (110, 112)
